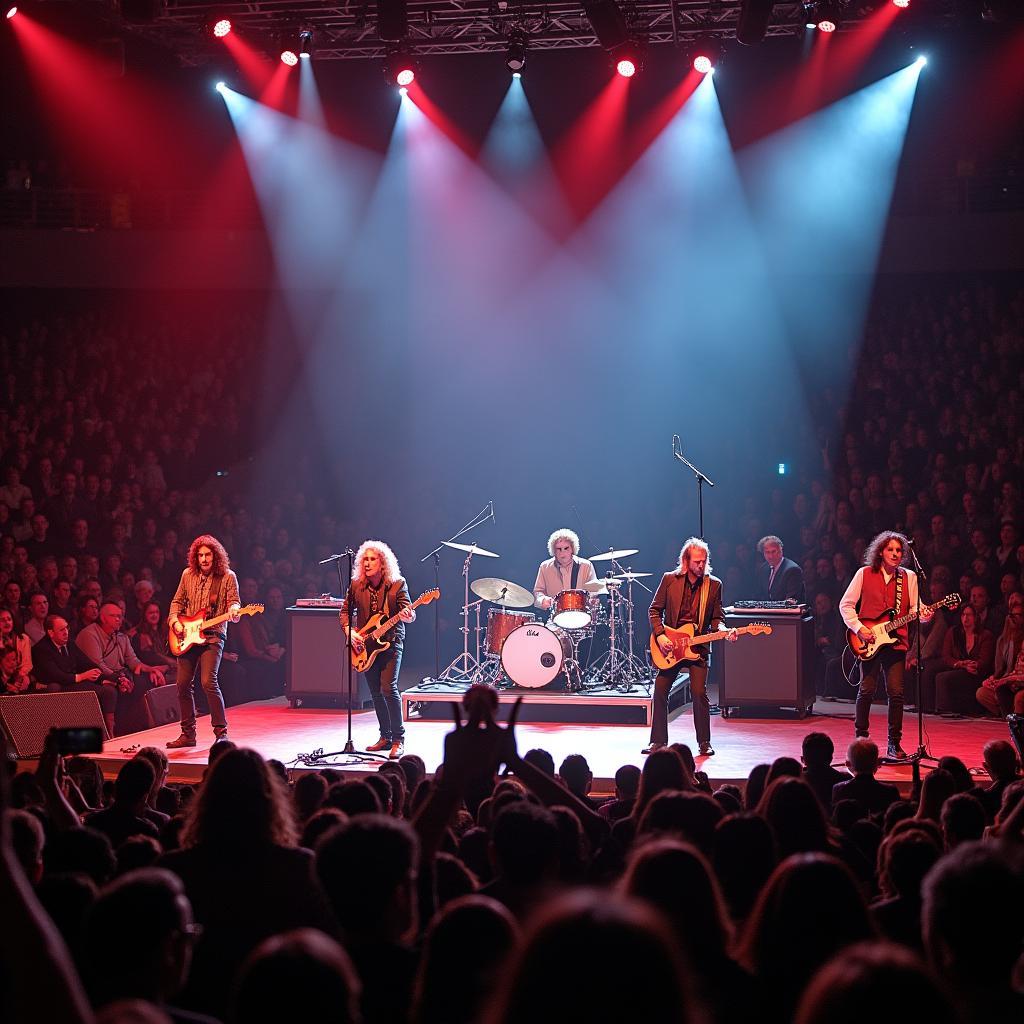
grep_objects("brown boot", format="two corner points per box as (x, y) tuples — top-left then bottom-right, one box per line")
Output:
(366, 737), (391, 752)
(388, 741), (405, 760)
(166, 733), (197, 749)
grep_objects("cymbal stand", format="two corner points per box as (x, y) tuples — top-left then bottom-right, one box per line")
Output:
(439, 548), (482, 683)
(617, 564), (654, 688)
(585, 577), (631, 691)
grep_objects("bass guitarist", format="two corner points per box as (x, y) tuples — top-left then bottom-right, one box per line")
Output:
(166, 534), (240, 749)
(839, 531), (932, 761)
(339, 540), (415, 759)
(645, 537), (736, 758)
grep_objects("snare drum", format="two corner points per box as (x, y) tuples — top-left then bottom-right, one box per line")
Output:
(485, 609), (535, 658)
(501, 622), (571, 689)
(552, 589), (592, 630)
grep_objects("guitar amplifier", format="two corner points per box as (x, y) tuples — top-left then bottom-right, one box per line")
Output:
(145, 684), (181, 728)
(286, 606), (370, 708)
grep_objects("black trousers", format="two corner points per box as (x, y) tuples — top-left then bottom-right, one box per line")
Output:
(363, 646), (404, 741)
(650, 660), (710, 747)
(854, 646), (905, 743)
(175, 640), (227, 736)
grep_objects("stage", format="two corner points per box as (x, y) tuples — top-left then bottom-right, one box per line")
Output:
(87, 693), (1006, 793)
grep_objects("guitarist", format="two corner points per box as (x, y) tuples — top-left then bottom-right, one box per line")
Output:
(644, 538), (736, 758)
(339, 540), (415, 759)
(839, 531), (931, 761)
(166, 534), (241, 749)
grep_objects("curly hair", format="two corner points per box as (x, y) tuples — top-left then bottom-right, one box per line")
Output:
(676, 537), (713, 577)
(182, 747), (297, 849)
(546, 529), (580, 558)
(352, 540), (401, 585)
(187, 534), (231, 576)
(863, 531), (908, 570)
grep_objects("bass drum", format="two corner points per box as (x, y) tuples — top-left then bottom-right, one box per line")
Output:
(501, 623), (571, 689)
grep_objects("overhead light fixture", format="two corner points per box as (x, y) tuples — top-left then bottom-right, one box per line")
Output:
(736, 0), (776, 46)
(506, 37), (526, 74)
(299, 29), (313, 59)
(690, 37), (721, 74)
(582, 0), (643, 76)
(814, 1), (842, 32)
(211, 18), (232, 38)
(384, 50), (417, 88)
(378, 0), (409, 41)
(280, 49), (298, 66)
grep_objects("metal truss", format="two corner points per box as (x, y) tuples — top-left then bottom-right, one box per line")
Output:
(115, 1), (895, 65)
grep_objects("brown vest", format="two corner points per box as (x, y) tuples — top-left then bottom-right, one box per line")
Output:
(858, 568), (908, 648)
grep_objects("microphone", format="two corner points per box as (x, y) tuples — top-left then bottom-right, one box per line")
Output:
(319, 553), (345, 565)
(489, 501), (496, 526)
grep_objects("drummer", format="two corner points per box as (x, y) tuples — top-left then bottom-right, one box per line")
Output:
(533, 529), (598, 614)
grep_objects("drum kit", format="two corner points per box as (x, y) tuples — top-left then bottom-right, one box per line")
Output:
(438, 541), (653, 693)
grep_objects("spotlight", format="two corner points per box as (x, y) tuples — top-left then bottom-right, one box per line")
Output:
(693, 54), (713, 74)
(892, 0), (910, 7)
(212, 18), (232, 38)
(280, 49), (298, 66)
(737, 0), (776, 46)
(6, 6), (17, 17)
(814, 1), (841, 32)
(915, 54), (927, 66)
(616, 57), (636, 78)
(215, 81), (227, 93)
(506, 37), (526, 74)
(299, 29), (312, 59)
(384, 50), (417, 87)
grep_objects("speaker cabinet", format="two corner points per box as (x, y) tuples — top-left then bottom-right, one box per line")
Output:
(286, 607), (370, 708)
(720, 612), (816, 717)
(145, 684), (181, 728)
(0, 691), (107, 758)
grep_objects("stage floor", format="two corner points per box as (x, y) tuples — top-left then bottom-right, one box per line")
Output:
(91, 695), (1006, 792)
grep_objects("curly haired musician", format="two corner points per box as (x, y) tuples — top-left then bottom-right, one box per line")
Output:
(166, 535), (240, 749)
(533, 528), (597, 611)
(339, 540), (415, 759)
(645, 538), (736, 758)
(839, 531), (932, 761)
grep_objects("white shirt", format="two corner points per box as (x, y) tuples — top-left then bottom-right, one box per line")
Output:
(839, 565), (926, 635)
(533, 557), (596, 609)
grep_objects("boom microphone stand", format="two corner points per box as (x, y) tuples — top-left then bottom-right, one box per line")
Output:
(907, 542), (940, 766)
(672, 435), (714, 540)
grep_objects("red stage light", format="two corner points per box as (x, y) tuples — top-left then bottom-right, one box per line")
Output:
(818, 18), (837, 32)
(280, 50), (298, 66)
(693, 54), (713, 74)
(213, 19), (232, 38)
(616, 58), (636, 78)
(892, 0), (910, 7)
(395, 67), (415, 87)
(6, 6), (17, 18)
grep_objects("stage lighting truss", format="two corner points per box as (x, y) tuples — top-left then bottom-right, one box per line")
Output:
(117, 2), (897, 63)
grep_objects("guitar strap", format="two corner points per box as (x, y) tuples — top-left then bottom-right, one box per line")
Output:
(208, 576), (221, 616)
(893, 568), (903, 617)
(697, 575), (711, 631)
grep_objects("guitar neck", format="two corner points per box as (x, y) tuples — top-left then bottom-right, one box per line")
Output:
(200, 610), (233, 630)
(688, 624), (752, 645)
(371, 596), (426, 639)
(887, 601), (940, 631)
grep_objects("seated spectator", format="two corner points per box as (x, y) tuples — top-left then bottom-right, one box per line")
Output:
(76, 601), (166, 734)
(32, 615), (113, 733)
(73, 594), (100, 638)
(968, 739), (1020, 821)
(975, 591), (1024, 716)
(870, 826), (942, 951)
(0, 607), (36, 693)
(801, 731), (850, 812)
(84, 759), (160, 849)
(479, 802), (560, 921)
(920, 604), (994, 714)
(129, 601), (175, 673)
(234, 588), (285, 700)
(557, 754), (602, 811)
(22, 591), (49, 645)
(832, 739), (900, 816)
(133, 747), (172, 830)
(940, 792), (987, 849)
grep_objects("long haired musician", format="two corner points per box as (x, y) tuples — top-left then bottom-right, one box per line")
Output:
(166, 534), (241, 748)
(338, 540), (415, 759)
(839, 530), (932, 761)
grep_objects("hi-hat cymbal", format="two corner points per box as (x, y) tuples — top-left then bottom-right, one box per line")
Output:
(583, 578), (621, 593)
(587, 548), (639, 563)
(471, 577), (534, 609)
(614, 571), (653, 580)
(443, 541), (500, 558)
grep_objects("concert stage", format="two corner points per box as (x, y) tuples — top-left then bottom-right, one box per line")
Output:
(86, 694), (1006, 794)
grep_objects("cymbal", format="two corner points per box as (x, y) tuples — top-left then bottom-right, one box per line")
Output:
(614, 571), (653, 580)
(587, 548), (639, 563)
(583, 578), (621, 593)
(443, 541), (499, 558)
(471, 577), (534, 609)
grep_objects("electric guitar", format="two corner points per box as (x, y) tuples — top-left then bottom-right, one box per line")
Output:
(650, 621), (773, 671)
(169, 604), (264, 656)
(847, 592), (960, 661)
(350, 589), (440, 673)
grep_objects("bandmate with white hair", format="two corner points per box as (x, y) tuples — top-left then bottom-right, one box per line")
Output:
(533, 528), (597, 611)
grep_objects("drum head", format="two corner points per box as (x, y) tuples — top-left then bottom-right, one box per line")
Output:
(501, 623), (564, 689)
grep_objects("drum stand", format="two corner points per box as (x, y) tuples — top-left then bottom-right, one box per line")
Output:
(585, 583), (633, 691)
(439, 550), (483, 683)
(561, 629), (587, 693)
(619, 575), (653, 687)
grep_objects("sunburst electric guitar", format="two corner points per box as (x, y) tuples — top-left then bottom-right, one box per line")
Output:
(846, 592), (960, 662)
(350, 589), (440, 673)
(650, 621), (773, 671)
(169, 604), (264, 656)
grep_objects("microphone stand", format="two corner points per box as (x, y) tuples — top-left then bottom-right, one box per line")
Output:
(672, 436), (714, 540)
(906, 543), (940, 766)
(298, 549), (386, 765)
(421, 501), (494, 681)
